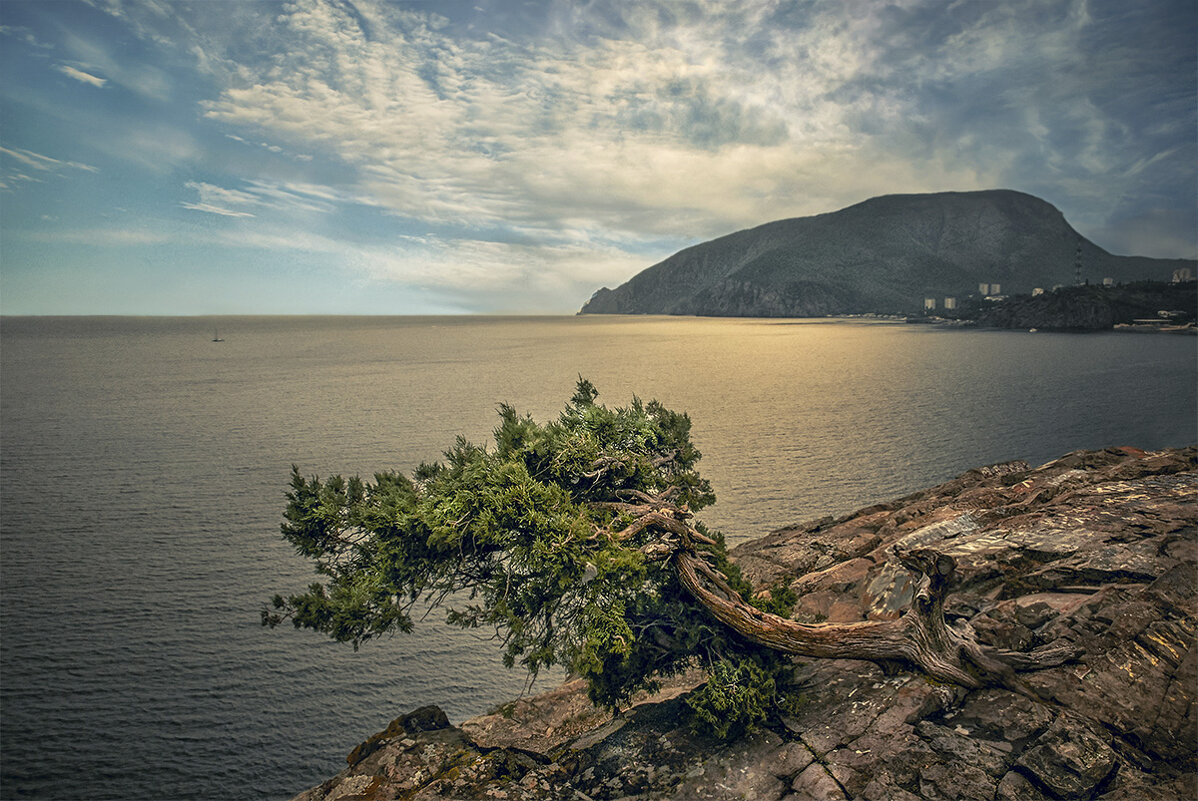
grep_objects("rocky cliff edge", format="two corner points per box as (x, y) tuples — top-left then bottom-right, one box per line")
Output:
(292, 446), (1197, 801)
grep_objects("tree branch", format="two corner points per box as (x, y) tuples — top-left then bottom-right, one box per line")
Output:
(667, 527), (1077, 692)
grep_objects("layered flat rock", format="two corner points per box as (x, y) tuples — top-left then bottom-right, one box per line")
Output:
(291, 447), (1196, 801)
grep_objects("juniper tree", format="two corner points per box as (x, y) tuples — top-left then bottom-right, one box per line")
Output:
(266, 379), (1075, 734)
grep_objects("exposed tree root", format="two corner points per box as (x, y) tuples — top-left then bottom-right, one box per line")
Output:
(601, 496), (1081, 693)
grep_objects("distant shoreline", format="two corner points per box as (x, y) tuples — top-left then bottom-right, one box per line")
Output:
(906, 315), (1197, 334)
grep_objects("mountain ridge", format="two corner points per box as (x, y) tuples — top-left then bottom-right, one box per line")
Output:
(580, 190), (1194, 317)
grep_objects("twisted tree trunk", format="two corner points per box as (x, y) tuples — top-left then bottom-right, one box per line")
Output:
(601, 497), (1079, 692)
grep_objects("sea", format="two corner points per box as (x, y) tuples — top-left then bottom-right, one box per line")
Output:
(1, 315), (1194, 800)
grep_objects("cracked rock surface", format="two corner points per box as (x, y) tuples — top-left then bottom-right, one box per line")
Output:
(291, 447), (1196, 801)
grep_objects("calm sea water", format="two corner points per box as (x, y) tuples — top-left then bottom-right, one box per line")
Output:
(1, 315), (1194, 800)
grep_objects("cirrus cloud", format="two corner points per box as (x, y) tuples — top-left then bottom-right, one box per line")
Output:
(197, 0), (1193, 275)
(55, 64), (108, 87)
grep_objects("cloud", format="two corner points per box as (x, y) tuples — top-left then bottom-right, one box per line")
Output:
(0, 146), (98, 190)
(90, 124), (199, 172)
(0, 146), (98, 173)
(25, 0), (1191, 310)
(240, 179), (340, 213)
(180, 201), (256, 218)
(59, 28), (172, 101)
(184, 180), (260, 209)
(0, 24), (54, 50)
(13, 226), (177, 246)
(181, 179), (358, 217)
(199, 0), (1191, 256)
(201, 1), (860, 241)
(55, 64), (108, 87)
(202, 222), (651, 311)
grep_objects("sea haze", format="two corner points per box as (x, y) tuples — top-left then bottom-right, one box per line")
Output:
(1, 315), (1195, 800)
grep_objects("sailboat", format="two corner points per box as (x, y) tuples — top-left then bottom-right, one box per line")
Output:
(212, 329), (224, 342)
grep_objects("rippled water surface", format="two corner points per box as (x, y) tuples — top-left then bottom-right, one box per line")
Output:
(1, 315), (1194, 800)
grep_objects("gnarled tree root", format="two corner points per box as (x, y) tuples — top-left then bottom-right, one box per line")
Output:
(673, 547), (1080, 694)
(590, 495), (1081, 694)
(572, 488), (1078, 698)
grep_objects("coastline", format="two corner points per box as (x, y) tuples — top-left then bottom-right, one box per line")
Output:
(289, 446), (1197, 801)
(908, 315), (1197, 334)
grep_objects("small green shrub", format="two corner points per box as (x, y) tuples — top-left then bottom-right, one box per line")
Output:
(752, 581), (798, 617)
(685, 655), (778, 741)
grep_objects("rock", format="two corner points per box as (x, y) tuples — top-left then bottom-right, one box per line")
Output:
(944, 689), (1053, 747)
(1015, 714), (1118, 799)
(769, 742), (814, 778)
(290, 447), (1197, 801)
(1096, 768), (1197, 801)
(343, 704), (451, 768)
(913, 719), (1011, 778)
(461, 679), (614, 757)
(662, 728), (791, 800)
(788, 762), (846, 800)
(400, 705), (451, 733)
(970, 607), (1037, 651)
(789, 557), (876, 622)
(1015, 600), (1056, 629)
(995, 770), (1050, 801)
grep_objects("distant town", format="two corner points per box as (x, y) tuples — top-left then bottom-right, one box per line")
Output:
(916, 270), (1196, 333)
(923, 267), (1195, 313)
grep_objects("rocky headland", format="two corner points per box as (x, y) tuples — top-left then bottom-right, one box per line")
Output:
(579, 190), (1194, 318)
(291, 446), (1196, 801)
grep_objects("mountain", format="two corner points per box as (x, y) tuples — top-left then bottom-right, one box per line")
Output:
(580, 190), (1195, 317)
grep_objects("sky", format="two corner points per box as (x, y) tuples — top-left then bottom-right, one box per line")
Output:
(0, 0), (1194, 315)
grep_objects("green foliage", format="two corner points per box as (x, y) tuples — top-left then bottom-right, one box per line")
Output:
(752, 580), (798, 618)
(684, 654), (779, 741)
(265, 379), (788, 726)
